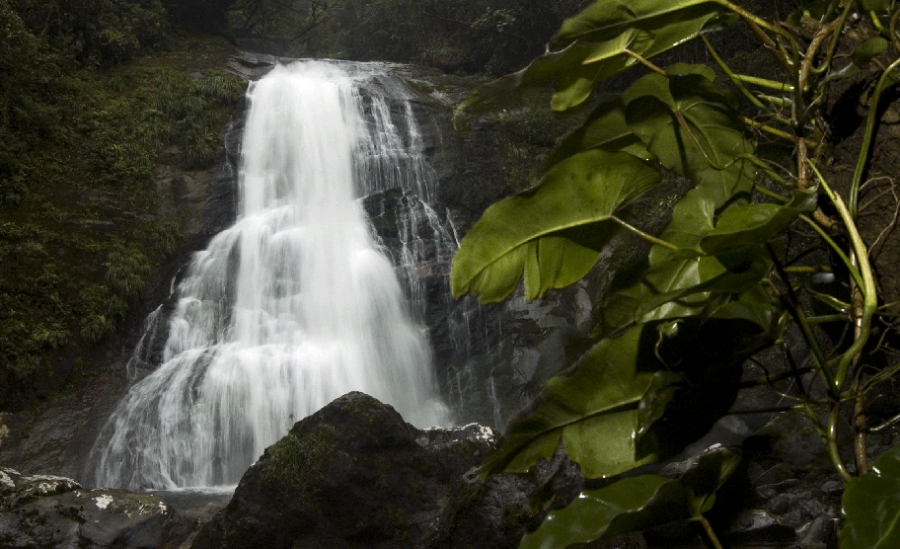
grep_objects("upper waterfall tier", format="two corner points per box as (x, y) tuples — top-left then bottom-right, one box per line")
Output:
(88, 61), (449, 490)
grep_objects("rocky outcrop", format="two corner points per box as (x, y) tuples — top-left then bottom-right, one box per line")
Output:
(191, 392), (584, 549)
(0, 468), (189, 549)
(0, 392), (847, 549)
(189, 392), (849, 549)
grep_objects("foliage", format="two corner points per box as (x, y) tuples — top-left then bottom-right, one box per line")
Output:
(451, 149), (660, 302)
(520, 446), (740, 549)
(9, 0), (167, 66)
(0, 0), (245, 408)
(452, 0), (900, 546)
(104, 242), (152, 297)
(342, 0), (593, 75)
(85, 66), (245, 187)
(0, 0), (59, 205)
(840, 442), (900, 548)
(215, 0), (592, 76)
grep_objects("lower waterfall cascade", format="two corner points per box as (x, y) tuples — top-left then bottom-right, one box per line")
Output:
(87, 61), (452, 490)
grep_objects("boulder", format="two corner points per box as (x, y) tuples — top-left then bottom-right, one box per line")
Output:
(191, 392), (584, 549)
(0, 468), (189, 549)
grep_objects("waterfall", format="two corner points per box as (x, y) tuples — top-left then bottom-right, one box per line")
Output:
(88, 61), (449, 490)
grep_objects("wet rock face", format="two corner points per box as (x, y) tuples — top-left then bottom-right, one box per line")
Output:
(0, 468), (188, 549)
(191, 392), (584, 549)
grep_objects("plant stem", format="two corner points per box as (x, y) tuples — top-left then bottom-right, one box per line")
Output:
(695, 515), (725, 549)
(827, 405), (853, 482)
(807, 288), (850, 314)
(625, 50), (667, 76)
(891, 9), (900, 53)
(810, 165), (878, 392)
(754, 185), (789, 202)
(863, 361), (900, 393)
(871, 10), (888, 34)
(767, 247), (837, 395)
(732, 74), (794, 92)
(785, 265), (831, 274)
(800, 403), (828, 439)
(702, 35), (775, 114)
(807, 314), (851, 324)
(743, 117), (797, 142)
(796, 16), (841, 191)
(853, 379), (870, 476)
(746, 156), (791, 187)
(849, 57), (900, 218)
(712, 0), (798, 72)
(799, 215), (865, 291)
(869, 409), (900, 433)
(609, 217), (678, 250)
(730, 405), (809, 413)
(814, 1), (854, 74)
(760, 94), (792, 107)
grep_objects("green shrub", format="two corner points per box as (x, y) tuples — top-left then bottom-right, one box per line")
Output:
(0, 2), (244, 408)
(8, 0), (167, 67)
(105, 242), (151, 297)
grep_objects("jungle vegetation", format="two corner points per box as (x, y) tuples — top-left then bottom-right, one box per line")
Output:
(451, 0), (900, 547)
(0, 0), (245, 408)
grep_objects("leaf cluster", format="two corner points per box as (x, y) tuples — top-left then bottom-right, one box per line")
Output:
(451, 0), (900, 546)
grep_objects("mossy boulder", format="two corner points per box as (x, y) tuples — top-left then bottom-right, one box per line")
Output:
(191, 392), (578, 549)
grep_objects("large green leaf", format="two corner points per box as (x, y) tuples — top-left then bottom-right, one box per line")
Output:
(519, 447), (742, 549)
(545, 62), (715, 170)
(826, 36), (890, 84)
(707, 284), (776, 329)
(554, 8), (725, 111)
(519, 475), (686, 549)
(621, 63), (717, 105)
(546, 99), (655, 169)
(840, 443), (900, 549)
(486, 325), (658, 478)
(600, 181), (778, 329)
(700, 189), (816, 264)
(655, 186), (717, 252)
(852, 36), (889, 66)
(635, 370), (683, 446)
(456, 32), (644, 116)
(626, 73), (752, 194)
(552, 0), (720, 46)
(457, 3), (727, 115)
(523, 237), (603, 300)
(451, 150), (661, 303)
(680, 446), (743, 515)
(602, 252), (772, 332)
(859, 0), (889, 11)
(551, 30), (654, 111)
(600, 71), (760, 328)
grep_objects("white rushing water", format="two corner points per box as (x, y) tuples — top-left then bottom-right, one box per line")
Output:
(89, 61), (449, 490)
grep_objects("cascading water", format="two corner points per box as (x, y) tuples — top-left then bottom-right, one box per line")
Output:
(88, 61), (449, 490)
